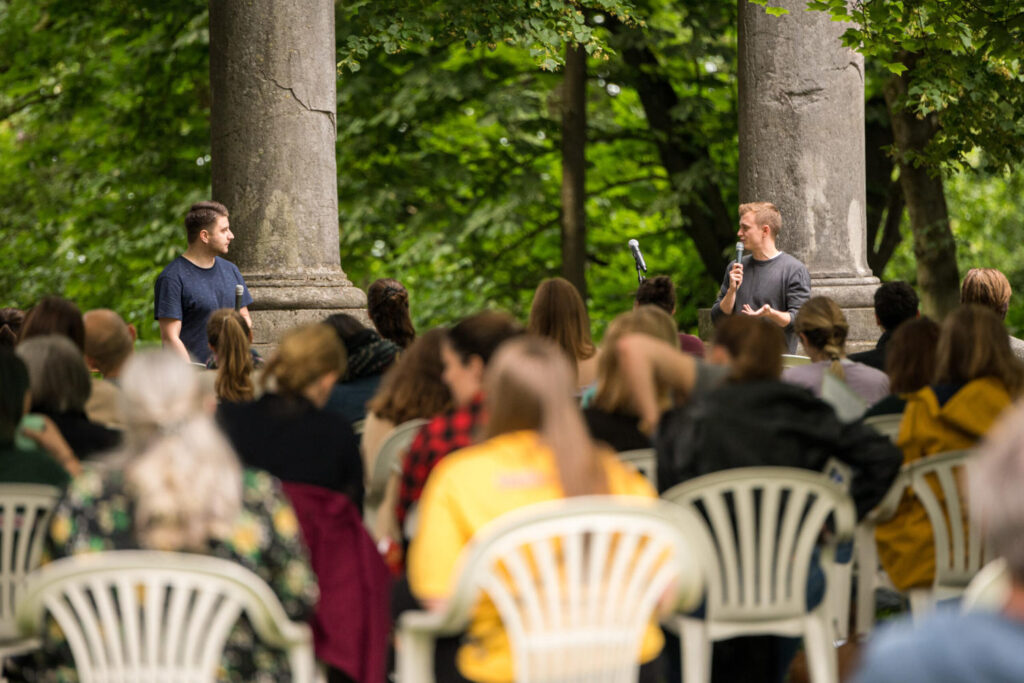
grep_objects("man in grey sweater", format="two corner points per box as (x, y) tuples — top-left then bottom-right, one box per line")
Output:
(710, 202), (811, 353)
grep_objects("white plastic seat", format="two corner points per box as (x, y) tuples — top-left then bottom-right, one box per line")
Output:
(903, 449), (989, 615)
(863, 414), (902, 442)
(851, 473), (906, 637)
(16, 550), (315, 683)
(962, 557), (1010, 612)
(617, 449), (657, 490)
(782, 354), (812, 368)
(364, 418), (428, 523)
(396, 496), (705, 683)
(662, 467), (855, 683)
(0, 484), (62, 665)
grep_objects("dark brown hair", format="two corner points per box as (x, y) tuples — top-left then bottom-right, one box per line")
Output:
(934, 305), (1024, 397)
(713, 315), (786, 382)
(20, 296), (85, 351)
(0, 309), (24, 349)
(367, 278), (416, 349)
(368, 328), (452, 423)
(447, 311), (523, 366)
(207, 309), (254, 403)
(635, 276), (676, 315)
(961, 268), (1012, 319)
(885, 317), (940, 394)
(527, 277), (595, 361)
(184, 201), (229, 244)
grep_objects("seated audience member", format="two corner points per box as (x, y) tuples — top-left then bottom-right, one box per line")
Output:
(850, 281), (920, 370)
(16, 335), (121, 459)
(82, 308), (136, 428)
(0, 308), (24, 349)
(17, 351), (318, 681)
(218, 323), (364, 509)
(18, 296), (85, 351)
(960, 267), (1024, 360)
(864, 317), (940, 418)
(368, 278), (416, 349)
(635, 275), (705, 358)
(619, 317), (901, 683)
(407, 336), (663, 683)
(206, 308), (257, 403)
(363, 329), (452, 544)
(783, 296), (890, 405)
(855, 403), (1024, 683)
(528, 277), (600, 391)
(323, 314), (399, 425)
(0, 349), (76, 485)
(584, 306), (679, 452)
(396, 311), (522, 536)
(875, 305), (1024, 592)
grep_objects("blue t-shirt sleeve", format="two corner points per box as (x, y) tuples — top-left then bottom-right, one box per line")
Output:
(154, 269), (183, 321)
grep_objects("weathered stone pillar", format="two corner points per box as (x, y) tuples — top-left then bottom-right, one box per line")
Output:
(209, 0), (365, 352)
(738, 0), (879, 351)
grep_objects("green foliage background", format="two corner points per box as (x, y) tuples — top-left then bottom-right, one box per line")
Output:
(2, 0), (1022, 342)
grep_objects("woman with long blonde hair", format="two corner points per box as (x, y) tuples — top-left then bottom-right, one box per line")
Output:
(31, 351), (318, 680)
(407, 335), (661, 683)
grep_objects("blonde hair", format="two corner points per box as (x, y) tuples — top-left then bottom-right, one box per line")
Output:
(527, 278), (596, 362)
(261, 324), (346, 396)
(116, 351), (242, 551)
(484, 336), (608, 498)
(593, 306), (678, 414)
(795, 297), (849, 382)
(207, 309), (254, 403)
(961, 268), (1012, 319)
(739, 201), (782, 240)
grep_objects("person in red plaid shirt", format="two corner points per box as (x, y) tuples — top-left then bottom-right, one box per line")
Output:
(396, 311), (523, 537)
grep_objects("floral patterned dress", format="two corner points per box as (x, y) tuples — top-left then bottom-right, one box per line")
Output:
(12, 466), (319, 683)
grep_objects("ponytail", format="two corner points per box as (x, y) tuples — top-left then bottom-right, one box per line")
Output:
(368, 279), (416, 349)
(206, 309), (254, 403)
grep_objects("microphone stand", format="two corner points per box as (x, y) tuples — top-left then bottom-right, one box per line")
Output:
(635, 263), (646, 285)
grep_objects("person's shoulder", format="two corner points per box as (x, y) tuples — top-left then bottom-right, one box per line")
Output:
(156, 255), (187, 279)
(213, 257), (245, 279)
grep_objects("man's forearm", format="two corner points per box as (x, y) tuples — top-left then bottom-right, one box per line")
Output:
(769, 309), (791, 328)
(719, 289), (737, 315)
(161, 334), (190, 361)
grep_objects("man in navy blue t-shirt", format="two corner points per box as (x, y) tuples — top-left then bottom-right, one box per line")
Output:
(154, 201), (253, 363)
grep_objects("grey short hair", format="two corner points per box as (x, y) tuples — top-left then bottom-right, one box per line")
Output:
(969, 403), (1024, 582)
(15, 335), (91, 413)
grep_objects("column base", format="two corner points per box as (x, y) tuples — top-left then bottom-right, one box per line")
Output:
(243, 270), (368, 355)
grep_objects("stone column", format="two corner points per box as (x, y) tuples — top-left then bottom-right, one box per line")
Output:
(209, 0), (365, 353)
(738, 0), (879, 351)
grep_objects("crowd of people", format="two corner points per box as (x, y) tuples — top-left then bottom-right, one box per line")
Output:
(4, 201), (1024, 683)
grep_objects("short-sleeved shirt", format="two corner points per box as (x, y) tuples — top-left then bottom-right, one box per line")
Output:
(154, 255), (252, 363)
(710, 251), (811, 353)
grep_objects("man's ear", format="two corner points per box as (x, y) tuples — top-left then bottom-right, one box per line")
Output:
(198, 228), (211, 245)
(127, 324), (138, 343)
(83, 355), (101, 373)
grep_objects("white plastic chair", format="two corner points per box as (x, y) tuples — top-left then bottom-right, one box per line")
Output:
(863, 414), (902, 442)
(662, 467), (856, 683)
(617, 449), (657, 490)
(904, 449), (989, 615)
(782, 354), (812, 368)
(364, 418), (428, 522)
(851, 473), (906, 638)
(16, 550), (315, 682)
(396, 496), (705, 683)
(0, 484), (62, 666)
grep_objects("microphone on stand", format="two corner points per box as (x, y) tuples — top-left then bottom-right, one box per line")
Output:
(628, 239), (647, 284)
(234, 285), (244, 311)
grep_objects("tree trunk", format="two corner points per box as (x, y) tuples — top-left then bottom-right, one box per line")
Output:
(883, 63), (959, 318)
(560, 45), (588, 300)
(865, 95), (904, 276)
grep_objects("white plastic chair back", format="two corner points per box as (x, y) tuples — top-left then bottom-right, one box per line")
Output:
(17, 550), (315, 683)
(397, 497), (704, 683)
(782, 354), (812, 368)
(863, 414), (902, 442)
(616, 449), (657, 490)
(662, 468), (855, 683)
(820, 373), (867, 423)
(0, 484), (61, 642)
(852, 473), (907, 637)
(905, 449), (989, 612)
(962, 558), (1010, 612)
(365, 418), (428, 515)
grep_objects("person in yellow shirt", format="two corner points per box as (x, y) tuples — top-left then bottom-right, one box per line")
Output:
(407, 335), (662, 683)
(876, 305), (1024, 591)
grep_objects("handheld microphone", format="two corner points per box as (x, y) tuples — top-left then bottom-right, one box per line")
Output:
(628, 239), (647, 273)
(735, 241), (744, 267)
(234, 284), (244, 311)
